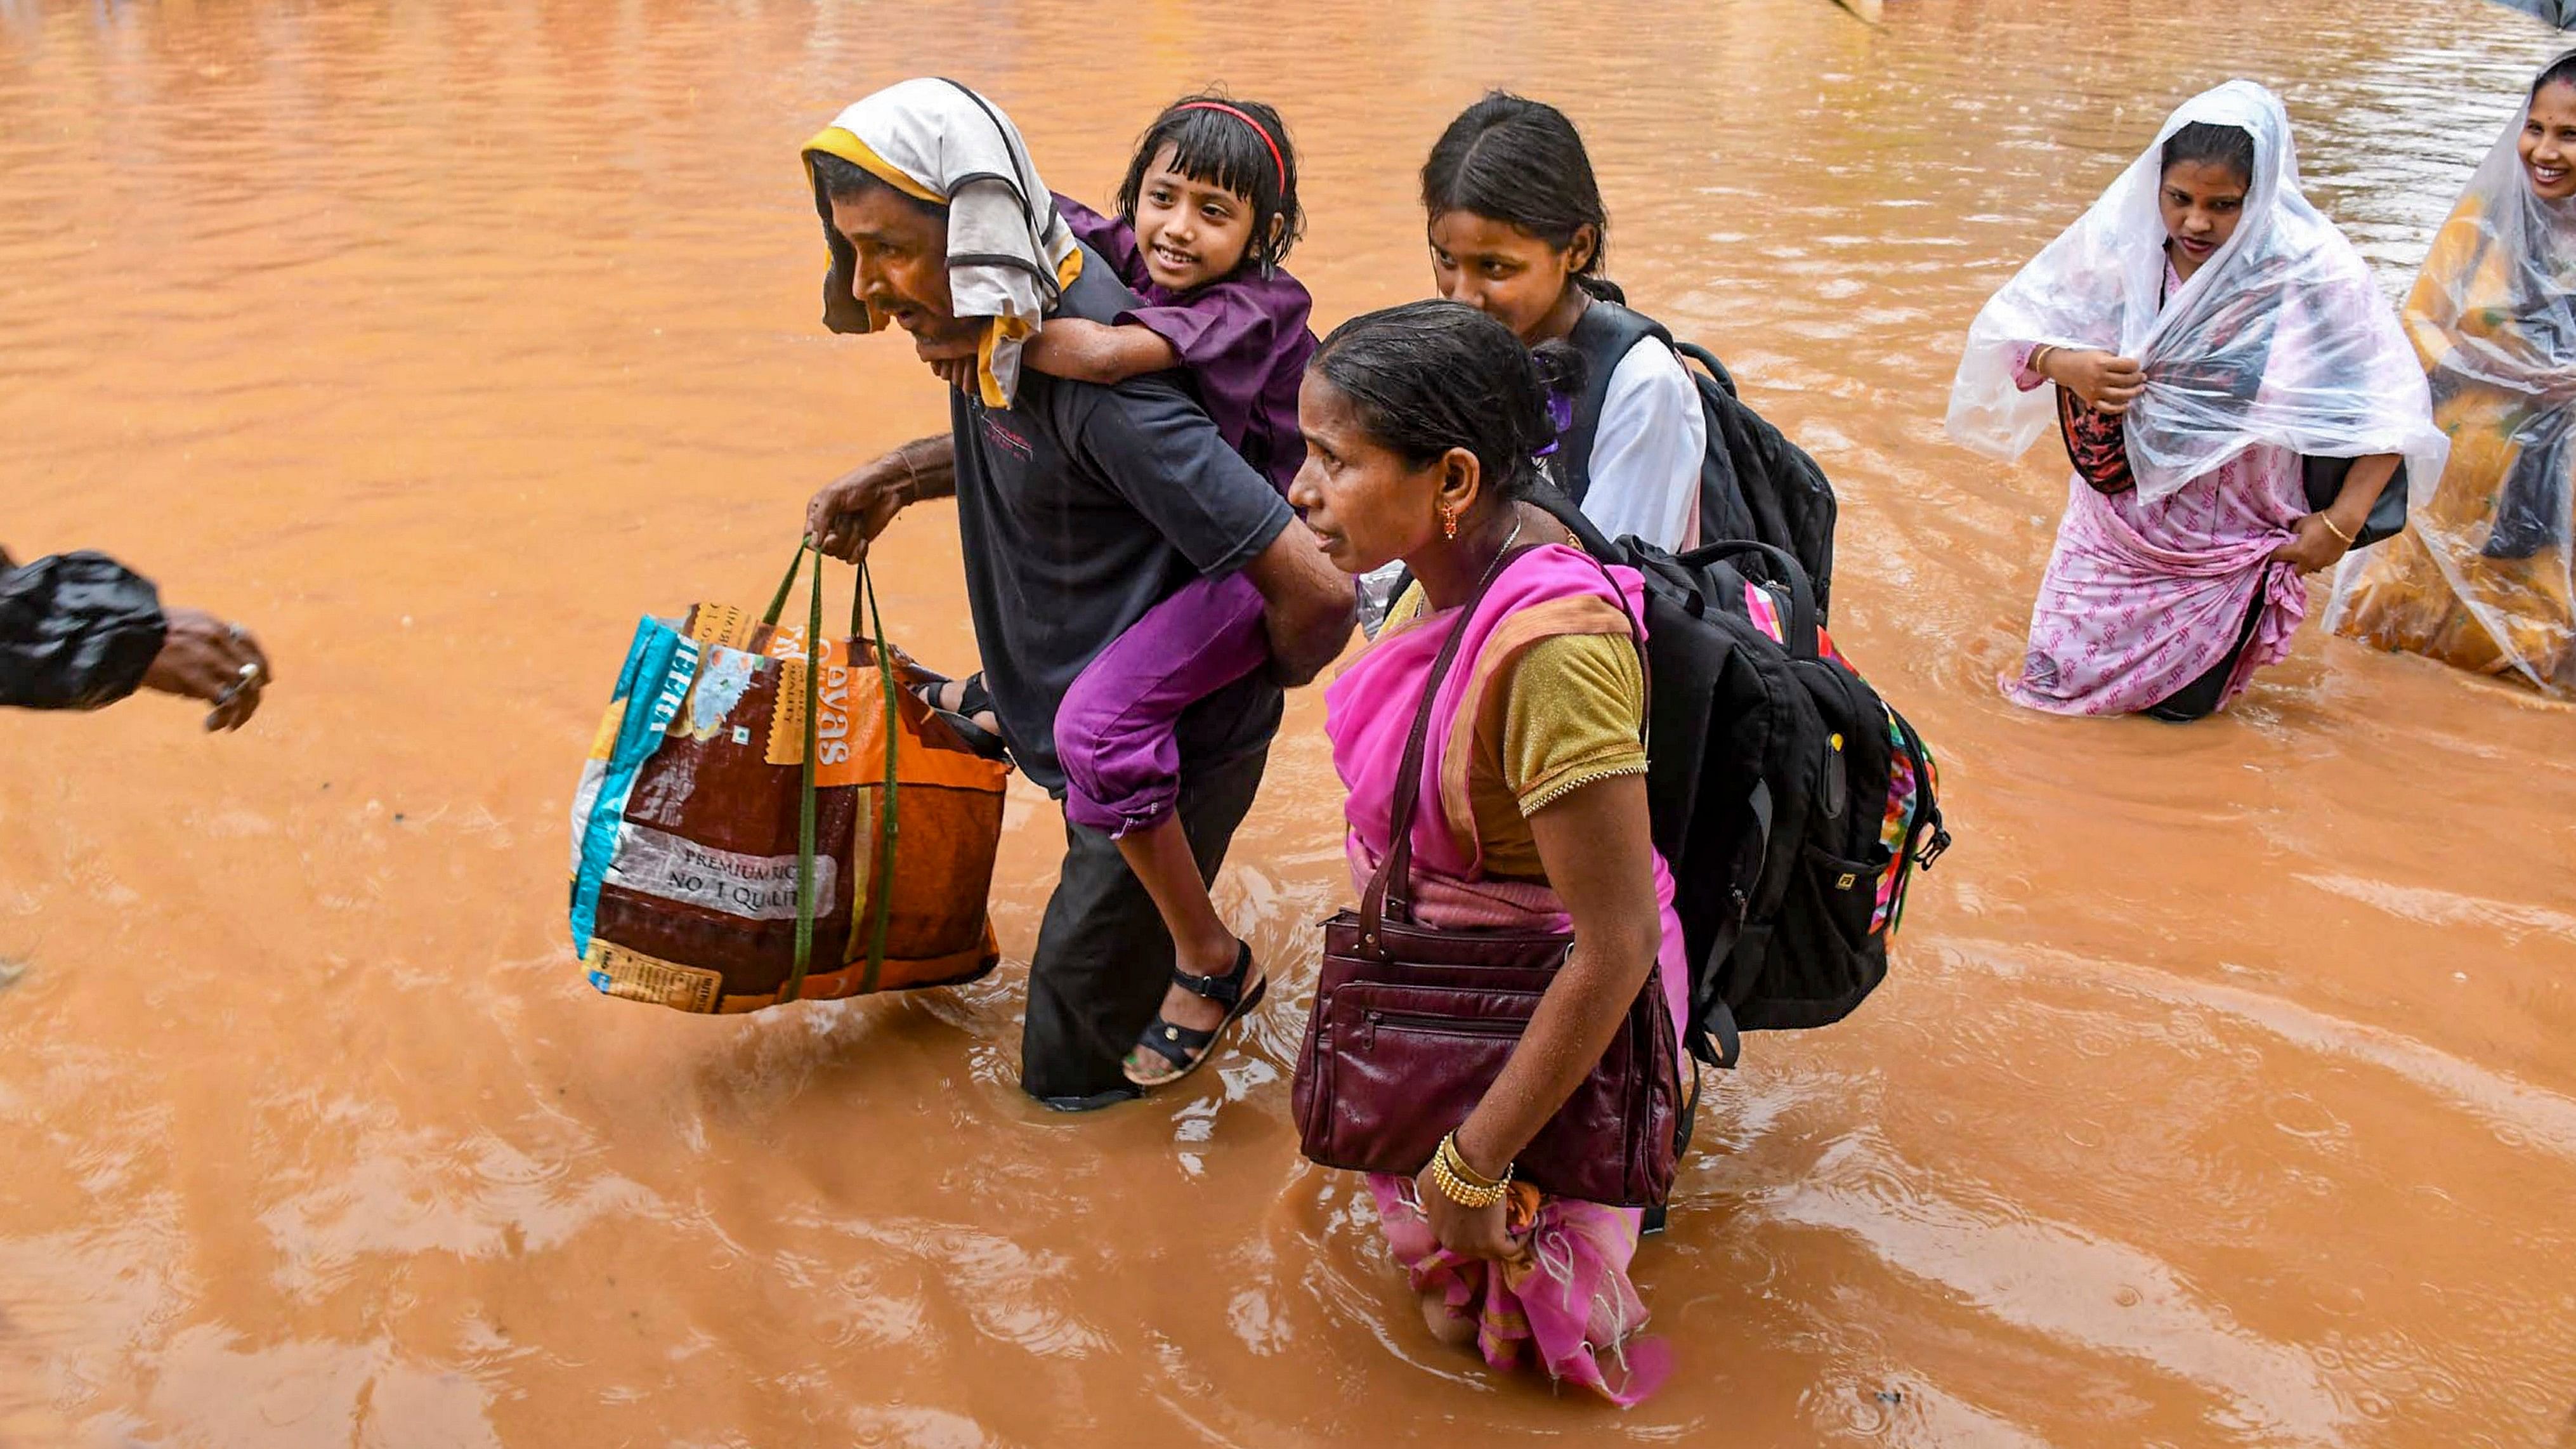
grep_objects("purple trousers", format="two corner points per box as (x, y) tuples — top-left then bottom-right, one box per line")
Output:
(1056, 571), (1271, 837)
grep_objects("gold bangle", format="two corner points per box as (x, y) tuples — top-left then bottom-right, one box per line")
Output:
(1431, 1132), (1512, 1210)
(2317, 512), (2356, 545)
(1429, 1154), (1507, 1210)
(1438, 1132), (1508, 1191)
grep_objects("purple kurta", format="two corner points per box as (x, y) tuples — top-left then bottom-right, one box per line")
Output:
(1040, 196), (1315, 836)
(1056, 194), (1314, 494)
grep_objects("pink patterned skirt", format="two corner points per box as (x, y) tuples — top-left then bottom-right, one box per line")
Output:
(1347, 841), (1689, 1408)
(2006, 444), (2310, 716)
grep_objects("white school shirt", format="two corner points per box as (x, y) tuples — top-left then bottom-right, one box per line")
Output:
(1580, 339), (1706, 553)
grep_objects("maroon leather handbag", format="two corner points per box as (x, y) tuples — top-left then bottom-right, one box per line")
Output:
(1289, 547), (1684, 1209)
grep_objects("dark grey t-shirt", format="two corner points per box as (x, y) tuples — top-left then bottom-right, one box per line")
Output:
(948, 243), (1296, 792)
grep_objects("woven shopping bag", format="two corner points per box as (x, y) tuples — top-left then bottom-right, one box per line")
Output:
(568, 546), (1010, 1012)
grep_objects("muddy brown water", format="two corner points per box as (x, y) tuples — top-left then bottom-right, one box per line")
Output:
(5, 1), (2575, 1443)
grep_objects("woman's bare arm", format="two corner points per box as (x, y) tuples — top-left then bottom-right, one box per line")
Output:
(2327, 452), (2402, 524)
(1418, 770), (1663, 1258)
(2273, 452), (2402, 574)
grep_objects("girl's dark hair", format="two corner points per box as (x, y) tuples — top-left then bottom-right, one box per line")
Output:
(1422, 91), (1623, 305)
(2159, 121), (2257, 186)
(1309, 300), (1584, 504)
(809, 150), (946, 217)
(1115, 94), (1303, 274)
(2534, 50), (2576, 100)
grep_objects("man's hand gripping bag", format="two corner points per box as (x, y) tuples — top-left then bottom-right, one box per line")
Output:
(568, 547), (1010, 1012)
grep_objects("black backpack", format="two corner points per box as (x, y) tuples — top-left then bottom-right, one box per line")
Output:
(1533, 490), (1950, 1072)
(1557, 299), (1843, 621)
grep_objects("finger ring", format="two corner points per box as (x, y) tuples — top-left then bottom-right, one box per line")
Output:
(237, 662), (261, 681)
(227, 622), (247, 643)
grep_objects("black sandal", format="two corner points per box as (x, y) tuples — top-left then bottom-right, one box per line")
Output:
(1123, 941), (1266, 1089)
(909, 670), (1009, 761)
(930, 706), (1007, 760)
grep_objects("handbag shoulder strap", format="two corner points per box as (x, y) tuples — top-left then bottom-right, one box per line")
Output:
(1357, 537), (1537, 955)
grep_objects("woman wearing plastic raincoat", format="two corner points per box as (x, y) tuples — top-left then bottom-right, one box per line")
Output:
(2328, 52), (2576, 697)
(1948, 81), (2445, 720)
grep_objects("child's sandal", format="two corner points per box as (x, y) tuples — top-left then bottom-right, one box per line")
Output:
(907, 669), (1009, 760)
(1123, 941), (1265, 1089)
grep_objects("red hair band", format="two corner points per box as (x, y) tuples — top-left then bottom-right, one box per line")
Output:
(1175, 101), (1285, 187)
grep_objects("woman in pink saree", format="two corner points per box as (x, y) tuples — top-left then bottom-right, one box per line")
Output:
(1288, 300), (1690, 1405)
(1946, 82), (2442, 719)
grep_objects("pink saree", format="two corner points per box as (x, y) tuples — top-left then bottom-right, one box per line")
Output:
(2001, 326), (2311, 717)
(1323, 542), (1691, 1407)
(2008, 443), (2310, 716)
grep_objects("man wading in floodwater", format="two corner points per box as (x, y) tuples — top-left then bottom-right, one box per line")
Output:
(799, 79), (1353, 1110)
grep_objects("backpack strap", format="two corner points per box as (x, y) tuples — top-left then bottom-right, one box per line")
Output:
(1684, 537), (1819, 662)
(1559, 546), (1652, 742)
(1557, 300), (1670, 505)
(1524, 482), (1618, 561)
(1668, 338), (1741, 400)
(1696, 941), (1751, 1068)
(1687, 773), (1767, 1072)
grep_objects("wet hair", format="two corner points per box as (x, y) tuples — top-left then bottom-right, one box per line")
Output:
(1421, 91), (1624, 305)
(2159, 121), (2256, 188)
(808, 150), (946, 218)
(2534, 51), (2576, 102)
(1115, 94), (1303, 274)
(1308, 300), (1585, 504)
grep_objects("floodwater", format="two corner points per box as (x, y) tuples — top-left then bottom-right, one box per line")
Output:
(3, 0), (2573, 1443)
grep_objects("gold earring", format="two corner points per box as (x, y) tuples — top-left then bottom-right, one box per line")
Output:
(1441, 508), (1459, 541)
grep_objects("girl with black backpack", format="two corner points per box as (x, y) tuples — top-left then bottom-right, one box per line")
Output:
(1420, 93), (1706, 553)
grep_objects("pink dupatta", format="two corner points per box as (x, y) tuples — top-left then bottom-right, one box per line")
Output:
(1323, 543), (1691, 1407)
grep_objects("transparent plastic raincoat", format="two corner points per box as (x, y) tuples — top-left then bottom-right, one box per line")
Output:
(2327, 59), (2576, 695)
(1947, 81), (2444, 716)
(1947, 81), (2445, 508)
(2495, 0), (2576, 29)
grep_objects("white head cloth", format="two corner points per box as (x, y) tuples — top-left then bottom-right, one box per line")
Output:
(807, 77), (1080, 407)
(1945, 80), (2445, 506)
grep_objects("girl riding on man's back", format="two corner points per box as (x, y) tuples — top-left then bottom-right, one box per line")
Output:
(1033, 95), (1311, 494)
(1014, 94), (1316, 1091)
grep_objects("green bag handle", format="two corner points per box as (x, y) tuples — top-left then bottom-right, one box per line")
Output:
(766, 543), (901, 1005)
(761, 546), (807, 628)
(856, 563), (899, 995)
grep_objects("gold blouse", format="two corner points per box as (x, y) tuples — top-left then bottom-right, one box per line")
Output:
(1390, 586), (1649, 881)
